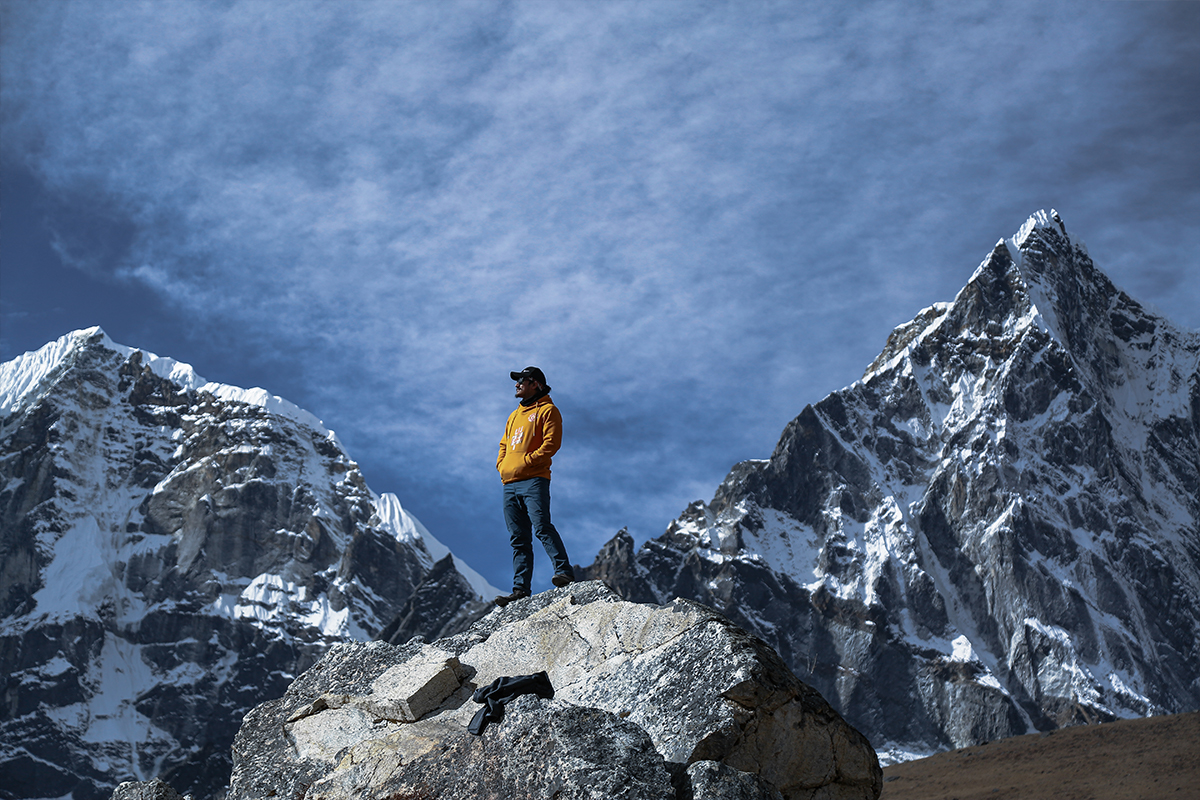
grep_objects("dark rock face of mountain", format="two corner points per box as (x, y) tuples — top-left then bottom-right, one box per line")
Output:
(378, 554), (493, 646)
(582, 212), (1200, 760)
(0, 329), (484, 800)
(109, 778), (185, 800)
(224, 582), (881, 800)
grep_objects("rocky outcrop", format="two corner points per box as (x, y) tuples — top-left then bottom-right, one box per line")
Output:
(108, 779), (186, 800)
(0, 328), (493, 799)
(227, 581), (882, 800)
(312, 696), (679, 800)
(581, 211), (1200, 761)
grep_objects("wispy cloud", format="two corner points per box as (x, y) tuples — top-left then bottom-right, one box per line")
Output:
(3, 0), (1197, 588)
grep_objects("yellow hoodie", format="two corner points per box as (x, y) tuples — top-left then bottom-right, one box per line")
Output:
(496, 395), (561, 484)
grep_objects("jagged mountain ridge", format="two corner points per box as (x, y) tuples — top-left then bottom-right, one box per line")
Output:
(0, 328), (496, 800)
(583, 211), (1200, 761)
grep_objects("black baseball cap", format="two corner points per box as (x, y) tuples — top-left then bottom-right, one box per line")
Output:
(510, 366), (547, 386)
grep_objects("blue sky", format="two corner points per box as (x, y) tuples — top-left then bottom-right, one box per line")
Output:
(3, 1), (1198, 594)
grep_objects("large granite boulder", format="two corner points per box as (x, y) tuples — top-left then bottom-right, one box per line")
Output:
(227, 581), (881, 800)
(312, 695), (677, 799)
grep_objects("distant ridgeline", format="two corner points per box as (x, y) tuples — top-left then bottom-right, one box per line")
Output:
(0, 328), (495, 800)
(582, 211), (1200, 762)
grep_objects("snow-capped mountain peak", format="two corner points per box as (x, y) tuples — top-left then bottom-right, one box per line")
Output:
(1, 326), (335, 442)
(1, 328), (495, 799)
(584, 211), (1200, 764)
(1007, 208), (1074, 256)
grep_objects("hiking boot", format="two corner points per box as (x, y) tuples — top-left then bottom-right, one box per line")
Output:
(494, 588), (530, 607)
(551, 573), (574, 588)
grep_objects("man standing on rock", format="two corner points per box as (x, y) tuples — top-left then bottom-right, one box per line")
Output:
(494, 366), (575, 606)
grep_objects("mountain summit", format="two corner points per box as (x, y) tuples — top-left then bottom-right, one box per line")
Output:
(583, 210), (1200, 760)
(0, 328), (495, 799)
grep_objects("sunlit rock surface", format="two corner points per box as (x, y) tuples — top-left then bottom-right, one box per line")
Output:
(227, 582), (881, 800)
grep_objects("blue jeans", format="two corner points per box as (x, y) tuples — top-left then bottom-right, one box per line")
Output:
(502, 477), (574, 591)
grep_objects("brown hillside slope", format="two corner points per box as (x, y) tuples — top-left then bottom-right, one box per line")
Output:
(881, 711), (1200, 800)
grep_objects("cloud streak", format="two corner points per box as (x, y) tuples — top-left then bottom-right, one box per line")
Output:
(3, 0), (1198, 590)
